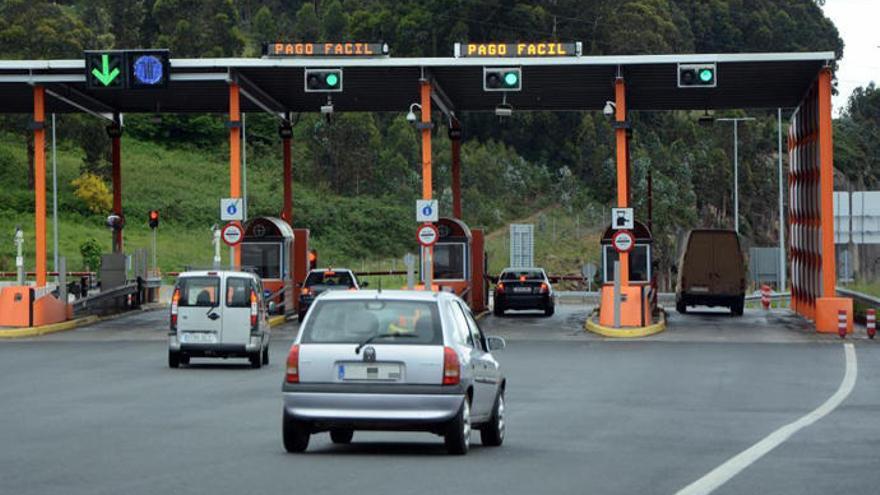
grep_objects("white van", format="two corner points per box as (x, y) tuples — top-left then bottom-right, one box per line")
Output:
(168, 270), (271, 368)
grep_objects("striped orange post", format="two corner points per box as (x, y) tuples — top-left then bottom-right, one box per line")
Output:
(420, 79), (433, 284)
(229, 83), (242, 268)
(33, 86), (47, 288)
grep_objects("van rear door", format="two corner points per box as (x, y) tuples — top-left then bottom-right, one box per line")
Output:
(223, 276), (255, 345)
(684, 233), (713, 293)
(712, 233), (744, 295)
(177, 276), (222, 345)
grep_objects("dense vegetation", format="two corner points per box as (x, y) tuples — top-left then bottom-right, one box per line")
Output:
(1, 0), (872, 284)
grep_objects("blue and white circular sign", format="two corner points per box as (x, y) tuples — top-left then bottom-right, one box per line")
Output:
(133, 55), (164, 85)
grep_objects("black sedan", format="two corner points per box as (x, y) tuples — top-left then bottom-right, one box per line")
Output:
(493, 267), (555, 317)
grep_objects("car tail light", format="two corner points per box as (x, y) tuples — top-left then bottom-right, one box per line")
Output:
(170, 288), (180, 330)
(519, 275), (526, 282)
(496, 282), (505, 294)
(539, 282), (549, 293)
(443, 346), (460, 385)
(250, 289), (258, 329)
(301, 287), (311, 295)
(286, 345), (300, 383)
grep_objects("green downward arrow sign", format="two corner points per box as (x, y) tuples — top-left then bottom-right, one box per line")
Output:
(91, 54), (120, 86)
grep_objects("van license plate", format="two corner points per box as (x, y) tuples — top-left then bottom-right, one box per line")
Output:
(181, 332), (217, 344)
(338, 363), (401, 381)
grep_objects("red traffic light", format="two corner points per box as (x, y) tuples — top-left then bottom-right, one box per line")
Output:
(149, 210), (159, 229)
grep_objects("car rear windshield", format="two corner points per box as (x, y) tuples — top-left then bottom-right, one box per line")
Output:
(301, 300), (442, 345)
(305, 271), (355, 287)
(177, 277), (220, 307)
(501, 270), (544, 281)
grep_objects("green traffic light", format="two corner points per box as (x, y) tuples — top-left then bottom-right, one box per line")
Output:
(504, 71), (519, 87)
(699, 69), (714, 83)
(325, 73), (339, 87)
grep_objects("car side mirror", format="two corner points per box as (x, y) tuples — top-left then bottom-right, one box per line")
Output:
(268, 301), (276, 313)
(486, 336), (506, 351)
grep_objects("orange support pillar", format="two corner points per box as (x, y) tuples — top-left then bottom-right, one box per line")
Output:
(420, 80), (434, 284)
(614, 77), (629, 285)
(33, 86), (47, 288)
(109, 121), (123, 253)
(450, 121), (462, 219)
(229, 83), (242, 268)
(280, 122), (293, 226)
(814, 67), (851, 333)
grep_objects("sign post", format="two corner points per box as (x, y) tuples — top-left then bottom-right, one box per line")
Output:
(417, 223), (439, 290)
(403, 253), (416, 290)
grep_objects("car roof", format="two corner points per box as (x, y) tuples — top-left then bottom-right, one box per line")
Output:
(177, 270), (258, 279)
(316, 289), (456, 302)
(501, 267), (545, 272)
(309, 268), (354, 273)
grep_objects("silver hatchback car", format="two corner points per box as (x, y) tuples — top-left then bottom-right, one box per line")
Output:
(281, 290), (506, 455)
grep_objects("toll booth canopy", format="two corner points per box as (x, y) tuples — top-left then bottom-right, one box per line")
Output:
(242, 217), (293, 281)
(431, 218), (472, 282)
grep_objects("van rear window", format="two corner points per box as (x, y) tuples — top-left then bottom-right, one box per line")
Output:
(177, 277), (220, 307)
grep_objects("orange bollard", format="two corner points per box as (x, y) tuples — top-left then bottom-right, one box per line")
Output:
(867, 309), (876, 340)
(761, 284), (771, 310)
(838, 309), (847, 339)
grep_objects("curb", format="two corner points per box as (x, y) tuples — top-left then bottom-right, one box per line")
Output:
(584, 311), (666, 338)
(268, 315), (288, 328)
(0, 315), (100, 339)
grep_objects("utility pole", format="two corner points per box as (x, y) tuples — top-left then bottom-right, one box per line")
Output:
(716, 117), (755, 233)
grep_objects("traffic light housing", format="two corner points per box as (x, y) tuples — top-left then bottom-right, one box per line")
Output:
(483, 67), (521, 91)
(85, 51), (126, 90)
(304, 69), (343, 92)
(678, 63), (716, 88)
(149, 210), (159, 229)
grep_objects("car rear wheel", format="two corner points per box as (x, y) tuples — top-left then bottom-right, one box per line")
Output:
(168, 351), (180, 369)
(180, 355), (190, 365)
(282, 411), (310, 453)
(544, 303), (555, 317)
(480, 392), (505, 447)
(493, 304), (504, 317)
(262, 346), (269, 365)
(330, 429), (354, 444)
(444, 399), (471, 455)
(731, 298), (744, 316)
(249, 352), (262, 369)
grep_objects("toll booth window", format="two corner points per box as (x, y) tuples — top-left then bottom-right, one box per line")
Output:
(177, 277), (219, 307)
(305, 271), (355, 288)
(242, 243), (281, 279)
(434, 243), (466, 280)
(603, 245), (651, 283)
(226, 278), (251, 308)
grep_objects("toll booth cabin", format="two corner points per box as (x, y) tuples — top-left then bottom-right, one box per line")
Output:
(424, 217), (488, 312)
(241, 217), (294, 314)
(599, 221), (654, 327)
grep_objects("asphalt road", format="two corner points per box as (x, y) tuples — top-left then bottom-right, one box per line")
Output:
(1, 305), (879, 494)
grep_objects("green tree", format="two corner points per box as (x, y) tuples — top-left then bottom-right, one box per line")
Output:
(320, 0), (349, 39)
(294, 3), (320, 41)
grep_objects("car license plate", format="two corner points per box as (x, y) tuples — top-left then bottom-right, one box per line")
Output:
(513, 287), (532, 293)
(181, 332), (217, 344)
(338, 363), (402, 381)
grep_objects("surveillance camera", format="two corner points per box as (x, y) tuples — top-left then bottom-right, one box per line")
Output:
(406, 110), (418, 124)
(603, 101), (616, 117)
(320, 104), (334, 115)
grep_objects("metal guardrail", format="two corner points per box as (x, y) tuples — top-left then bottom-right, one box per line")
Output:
(745, 291), (790, 302)
(836, 287), (880, 307)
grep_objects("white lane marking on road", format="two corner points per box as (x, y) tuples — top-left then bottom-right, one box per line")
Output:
(675, 343), (857, 495)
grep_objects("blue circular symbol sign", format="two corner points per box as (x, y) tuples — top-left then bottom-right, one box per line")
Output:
(227, 204), (237, 215)
(422, 205), (432, 216)
(133, 55), (164, 85)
